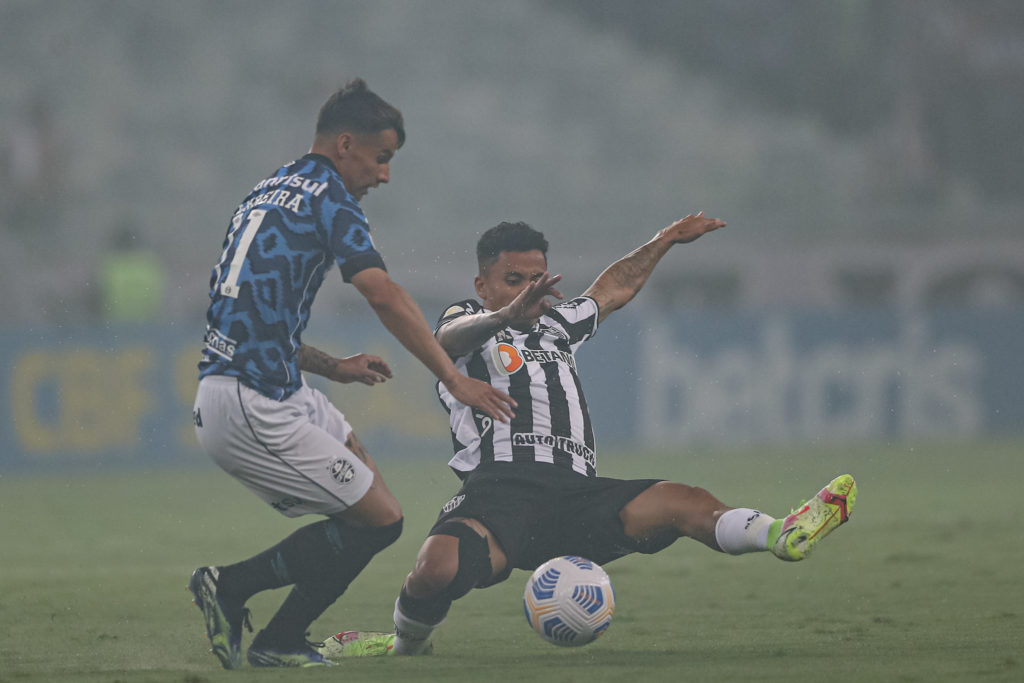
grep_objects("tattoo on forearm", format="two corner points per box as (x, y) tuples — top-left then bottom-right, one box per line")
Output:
(608, 242), (663, 290)
(440, 313), (504, 355)
(298, 344), (336, 377)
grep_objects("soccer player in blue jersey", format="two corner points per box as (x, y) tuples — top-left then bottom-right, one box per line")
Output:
(187, 79), (515, 669)
(377, 217), (857, 655)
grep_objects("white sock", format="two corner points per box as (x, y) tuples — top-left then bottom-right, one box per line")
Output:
(714, 508), (775, 555)
(392, 597), (440, 656)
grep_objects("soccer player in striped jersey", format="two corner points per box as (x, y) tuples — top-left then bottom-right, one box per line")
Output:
(384, 216), (857, 656)
(187, 79), (514, 669)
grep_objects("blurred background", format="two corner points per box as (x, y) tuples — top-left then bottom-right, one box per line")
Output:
(2, 0), (1022, 470)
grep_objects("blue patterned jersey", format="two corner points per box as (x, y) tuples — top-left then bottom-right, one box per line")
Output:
(198, 153), (385, 399)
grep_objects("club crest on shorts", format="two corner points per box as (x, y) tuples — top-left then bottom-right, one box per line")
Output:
(328, 458), (356, 485)
(442, 494), (465, 514)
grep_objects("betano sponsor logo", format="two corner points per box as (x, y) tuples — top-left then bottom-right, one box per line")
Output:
(492, 343), (524, 375)
(491, 343), (576, 375)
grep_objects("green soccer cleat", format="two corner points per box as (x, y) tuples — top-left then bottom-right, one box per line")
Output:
(188, 566), (252, 670)
(768, 474), (857, 561)
(316, 630), (435, 657)
(316, 631), (397, 658)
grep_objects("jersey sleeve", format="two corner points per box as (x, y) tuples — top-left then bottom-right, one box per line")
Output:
(543, 296), (599, 349)
(320, 193), (387, 282)
(434, 299), (482, 333)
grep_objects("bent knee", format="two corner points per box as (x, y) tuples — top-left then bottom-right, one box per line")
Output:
(344, 488), (403, 527)
(376, 498), (403, 525)
(369, 483), (403, 523)
(407, 547), (460, 597)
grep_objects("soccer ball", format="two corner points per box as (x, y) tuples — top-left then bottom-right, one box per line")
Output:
(523, 555), (615, 647)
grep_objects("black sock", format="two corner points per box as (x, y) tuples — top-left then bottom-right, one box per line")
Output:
(255, 518), (403, 647)
(216, 519), (334, 605)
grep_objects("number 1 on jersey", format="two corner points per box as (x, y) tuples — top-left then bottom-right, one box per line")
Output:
(218, 209), (267, 298)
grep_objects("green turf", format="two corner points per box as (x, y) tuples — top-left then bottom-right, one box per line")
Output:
(2, 440), (1021, 682)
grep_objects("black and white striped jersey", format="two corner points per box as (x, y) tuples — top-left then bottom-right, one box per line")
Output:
(435, 296), (600, 478)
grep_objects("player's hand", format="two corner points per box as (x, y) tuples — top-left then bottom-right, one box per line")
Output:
(661, 211), (726, 244)
(332, 353), (393, 385)
(443, 373), (516, 422)
(503, 272), (563, 328)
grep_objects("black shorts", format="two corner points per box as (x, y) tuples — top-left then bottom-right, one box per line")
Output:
(428, 462), (671, 585)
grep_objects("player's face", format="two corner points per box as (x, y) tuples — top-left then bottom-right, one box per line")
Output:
(335, 129), (399, 200)
(475, 249), (548, 311)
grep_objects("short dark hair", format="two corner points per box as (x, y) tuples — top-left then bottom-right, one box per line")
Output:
(316, 78), (405, 147)
(476, 221), (548, 273)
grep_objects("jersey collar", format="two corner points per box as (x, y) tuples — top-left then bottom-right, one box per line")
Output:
(303, 152), (338, 174)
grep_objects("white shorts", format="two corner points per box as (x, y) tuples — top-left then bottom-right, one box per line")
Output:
(193, 375), (375, 517)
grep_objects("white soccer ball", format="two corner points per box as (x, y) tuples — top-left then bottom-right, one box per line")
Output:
(523, 555), (615, 647)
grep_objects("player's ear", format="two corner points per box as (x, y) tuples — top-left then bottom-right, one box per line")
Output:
(474, 274), (487, 301)
(335, 132), (353, 157)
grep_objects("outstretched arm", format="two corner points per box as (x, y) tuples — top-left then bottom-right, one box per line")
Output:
(583, 212), (725, 323)
(350, 267), (517, 422)
(436, 272), (563, 357)
(298, 344), (393, 386)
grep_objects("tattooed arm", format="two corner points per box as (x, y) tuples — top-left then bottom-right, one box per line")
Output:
(298, 344), (393, 386)
(436, 272), (563, 357)
(582, 212), (725, 323)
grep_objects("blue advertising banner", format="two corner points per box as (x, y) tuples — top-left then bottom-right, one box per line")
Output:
(1, 309), (1021, 472)
(580, 309), (1022, 448)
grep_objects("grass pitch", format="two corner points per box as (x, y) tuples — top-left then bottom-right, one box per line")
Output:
(2, 440), (1021, 682)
